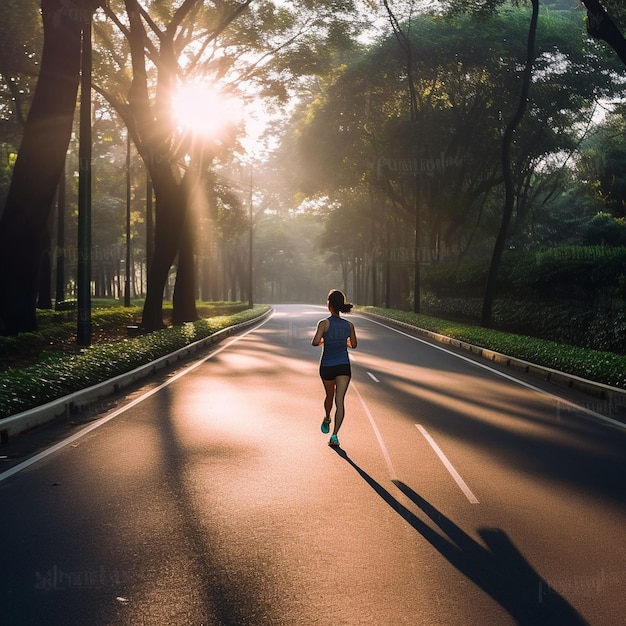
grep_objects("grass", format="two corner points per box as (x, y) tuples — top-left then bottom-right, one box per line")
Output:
(360, 306), (626, 391)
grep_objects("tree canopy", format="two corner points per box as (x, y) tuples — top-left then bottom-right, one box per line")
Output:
(289, 3), (625, 310)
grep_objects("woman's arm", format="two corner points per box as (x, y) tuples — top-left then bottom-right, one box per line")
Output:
(311, 319), (329, 346)
(347, 321), (357, 349)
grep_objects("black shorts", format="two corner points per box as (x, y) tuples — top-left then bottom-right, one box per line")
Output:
(319, 363), (351, 380)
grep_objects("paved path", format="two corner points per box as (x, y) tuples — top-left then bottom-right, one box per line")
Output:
(1, 304), (625, 625)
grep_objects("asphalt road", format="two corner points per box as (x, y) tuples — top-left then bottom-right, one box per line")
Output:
(1, 304), (625, 625)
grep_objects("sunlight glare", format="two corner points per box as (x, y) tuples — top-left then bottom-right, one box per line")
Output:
(172, 82), (242, 138)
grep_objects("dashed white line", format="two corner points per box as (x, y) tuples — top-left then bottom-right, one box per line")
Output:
(367, 371), (380, 383)
(416, 424), (479, 504)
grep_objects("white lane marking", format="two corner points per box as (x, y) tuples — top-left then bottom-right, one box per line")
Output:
(367, 371), (380, 383)
(0, 317), (273, 484)
(416, 424), (479, 504)
(351, 382), (397, 480)
(358, 315), (624, 430)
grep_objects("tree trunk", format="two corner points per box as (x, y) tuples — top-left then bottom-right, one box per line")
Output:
(38, 201), (55, 310)
(0, 0), (100, 334)
(172, 209), (198, 324)
(481, 0), (539, 328)
(37, 249), (52, 309)
(141, 163), (186, 330)
(123, 0), (192, 330)
(55, 163), (66, 303)
(583, 0), (626, 66)
(171, 168), (201, 324)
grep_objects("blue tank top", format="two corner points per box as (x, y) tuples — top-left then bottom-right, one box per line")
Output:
(321, 315), (351, 367)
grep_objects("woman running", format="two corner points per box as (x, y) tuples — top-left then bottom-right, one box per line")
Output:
(312, 289), (358, 446)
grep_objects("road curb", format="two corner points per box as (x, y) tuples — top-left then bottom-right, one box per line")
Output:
(358, 311), (626, 422)
(0, 309), (272, 441)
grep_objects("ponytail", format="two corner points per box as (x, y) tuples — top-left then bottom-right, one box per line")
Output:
(328, 289), (353, 314)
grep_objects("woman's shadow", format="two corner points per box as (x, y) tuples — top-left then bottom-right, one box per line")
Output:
(332, 447), (589, 626)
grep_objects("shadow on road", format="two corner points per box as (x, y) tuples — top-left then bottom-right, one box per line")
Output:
(154, 386), (269, 625)
(332, 447), (589, 626)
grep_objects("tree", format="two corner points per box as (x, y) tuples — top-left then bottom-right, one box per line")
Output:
(96, 0), (363, 329)
(291, 4), (619, 309)
(576, 113), (626, 220)
(481, 0), (538, 327)
(443, 0), (626, 326)
(0, 1), (42, 236)
(381, 0), (423, 312)
(0, 0), (102, 335)
(0, 0), (42, 148)
(0, 0), (365, 333)
(583, 0), (626, 66)
(581, 212), (626, 246)
(112, 0), (254, 329)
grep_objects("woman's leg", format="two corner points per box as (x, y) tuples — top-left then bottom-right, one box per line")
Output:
(322, 378), (335, 420)
(332, 375), (351, 435)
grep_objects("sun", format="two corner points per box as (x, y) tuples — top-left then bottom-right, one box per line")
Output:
(171, 81), (242, 139)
